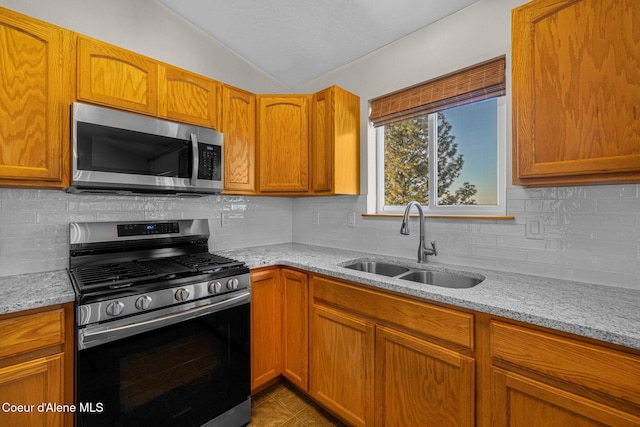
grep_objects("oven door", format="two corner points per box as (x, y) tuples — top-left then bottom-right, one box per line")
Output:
(76, 294), (250, 427)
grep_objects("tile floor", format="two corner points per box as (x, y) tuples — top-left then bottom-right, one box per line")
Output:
(249, 382), (347, 427)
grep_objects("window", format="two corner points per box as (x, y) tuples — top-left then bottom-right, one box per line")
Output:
(370, 56), (507, 216)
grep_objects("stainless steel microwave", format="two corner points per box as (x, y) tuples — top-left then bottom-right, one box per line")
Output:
(68, 102), (223, 196)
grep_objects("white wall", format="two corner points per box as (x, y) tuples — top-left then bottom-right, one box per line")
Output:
(293, 0), (640, 290)
(0, 0), (293, 276)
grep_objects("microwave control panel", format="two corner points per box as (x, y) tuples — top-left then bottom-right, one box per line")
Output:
(198, 143), (222, 181)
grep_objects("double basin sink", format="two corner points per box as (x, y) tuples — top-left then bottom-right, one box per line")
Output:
(343, 260), (484, 289)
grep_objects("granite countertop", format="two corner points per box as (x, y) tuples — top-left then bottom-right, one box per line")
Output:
(0, 270), (75, 315)
(1, 243), (638, 351)
(218, 243), (640, 350)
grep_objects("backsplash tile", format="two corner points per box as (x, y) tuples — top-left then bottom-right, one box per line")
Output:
(292, 184), (640, 290)
(0, 189), (292, 277)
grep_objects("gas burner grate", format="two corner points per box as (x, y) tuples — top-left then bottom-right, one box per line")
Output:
(173, 253), (244, 272)
(71, 262), (160, 289)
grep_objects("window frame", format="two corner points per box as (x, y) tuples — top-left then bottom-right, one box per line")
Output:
(376, 96), (506, 216)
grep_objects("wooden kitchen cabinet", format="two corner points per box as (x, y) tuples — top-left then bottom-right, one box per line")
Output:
(78, 36), (222, 128)
(0, 7), (71, 188)
(250, 268), (282, 392)
(512, 0), (640, 186)
(376, 325), (475, 427)
(312, 86), (360, 195)
(489, 320), (640, 427)
(78, 36), (158, 116)
(281, 268), (309, 391)
(310, 303), (375, 427)
(158, 64), (220, 129)
(0, 303), (74, 427)
(221, 85), (256, 194)
(310, 273), (474, 427)
(256, 95), (311, 193)
(250, 267), (310, 394)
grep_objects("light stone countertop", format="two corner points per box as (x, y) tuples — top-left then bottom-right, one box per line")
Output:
(0, 270), (75, 315)
(1, 243), (638, 351)
(217, 243), (640, 350)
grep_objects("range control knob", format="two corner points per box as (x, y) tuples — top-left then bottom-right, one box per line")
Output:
(106, 301), (125, 317)
(135, 295), (153, 310)
(175, 288), (190, 302)
(208, 281), (222, 294)
(226, 278), (239, 290)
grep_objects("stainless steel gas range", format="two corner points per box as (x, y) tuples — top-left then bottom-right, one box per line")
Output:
(68, 219), (251, 427)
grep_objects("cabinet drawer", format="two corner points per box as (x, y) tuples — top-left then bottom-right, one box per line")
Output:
(0, 309), (65, 359)
(491, 320), (640, 406)
(311, 274), (473, 350)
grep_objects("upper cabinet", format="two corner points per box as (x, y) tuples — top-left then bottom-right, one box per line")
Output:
(0, 8), (71, 188)
(158, 65), (220, 129)
(312, 86), (360, 195)
(221, 85), (256, 194)
(257, 95), (311, 193)
(78, 36), (158, 116)
(512, 0), (640, 186)
(78, 36), (221, 128)
(250, 87), (360, 196)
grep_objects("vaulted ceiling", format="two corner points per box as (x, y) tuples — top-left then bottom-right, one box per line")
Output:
(159, 0), (481, 88)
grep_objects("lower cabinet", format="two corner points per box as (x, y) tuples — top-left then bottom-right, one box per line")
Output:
(252, 268), (640, 427)
(309, 273), (475, 427)
(376, 325), (474, 427)
(489, 320), (640, 427)
(250, 267), (309, 394)
(310, 304), (375, 427)
(0, 303), (74, 427)
(281, 268), (309, 390)
(250, 268), (282, 392)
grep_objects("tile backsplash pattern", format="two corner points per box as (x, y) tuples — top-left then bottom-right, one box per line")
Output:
(292, 185), (640, 290)
(0, 189), (292, 277)
(1, 185), (638, 291)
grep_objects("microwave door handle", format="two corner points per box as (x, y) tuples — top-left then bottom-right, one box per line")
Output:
(190, 133), (199, 186)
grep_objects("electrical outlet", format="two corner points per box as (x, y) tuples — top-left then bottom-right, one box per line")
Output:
(312, 212), (320, 225)
(221, 213), (231, 227)
(525, 216), (544, 239)
(347, 212), (357, 227)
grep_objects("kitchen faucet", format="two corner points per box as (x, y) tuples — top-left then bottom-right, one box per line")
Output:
(400, 201), (437, 263)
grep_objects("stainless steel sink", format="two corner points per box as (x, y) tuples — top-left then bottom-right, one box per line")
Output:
(342, 260), (483, 289)
(396, 270), (482, 289)
(344, 261), (410, 277)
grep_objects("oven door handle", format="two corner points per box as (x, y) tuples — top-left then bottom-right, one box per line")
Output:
(79, 291), (250, 350)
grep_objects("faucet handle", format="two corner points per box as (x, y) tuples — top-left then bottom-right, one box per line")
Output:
(426, 241), (437, 256)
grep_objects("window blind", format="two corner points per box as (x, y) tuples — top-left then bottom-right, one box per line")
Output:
(369, 56), (506, 127)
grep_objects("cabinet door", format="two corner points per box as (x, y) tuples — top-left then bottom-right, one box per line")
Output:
(312, 88), (333, 193)
(0, 354), (64, 427)
(310, 304), (374, 427)
(492, 368), (640, 427)
(257, 95), (310, 192)
(250, 268), (282, 392)
(375, 325), (475, 427)
(281, 268), (308, 391)
(158, 65), (219, 128)
(78, 36), (158, 115)
(0, 9), (68, 187)
(512, 0), (640, 186)
(222, 86), (256, 193)
(312, 86), (360, 195)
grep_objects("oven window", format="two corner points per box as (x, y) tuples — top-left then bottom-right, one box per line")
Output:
(76, 122), (192, 178)
(77, 303), (250, 427)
